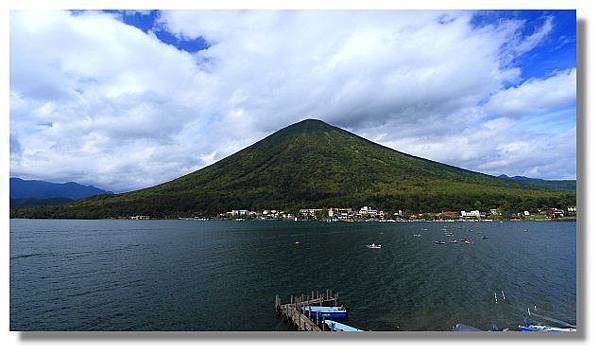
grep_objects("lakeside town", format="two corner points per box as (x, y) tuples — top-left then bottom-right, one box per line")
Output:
(128, 205), (576, 222)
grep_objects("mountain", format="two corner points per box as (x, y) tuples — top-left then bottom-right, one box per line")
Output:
(10, 178), (112, 209)
(11, 119), (575, 219)
(10, 197), (74, 209)
(497, 174), (576, 192)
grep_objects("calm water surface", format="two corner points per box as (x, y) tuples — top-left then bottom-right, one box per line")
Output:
(10, 219), (576, 331)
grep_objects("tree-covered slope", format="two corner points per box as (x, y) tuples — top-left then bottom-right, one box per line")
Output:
(497, 174), (576, 192)
(11, 119), (575, 218)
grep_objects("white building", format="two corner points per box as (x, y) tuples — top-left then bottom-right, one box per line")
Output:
(460, 210), (481, 219)
(359, 206), (379, 217)
(230, 209), (251, 216)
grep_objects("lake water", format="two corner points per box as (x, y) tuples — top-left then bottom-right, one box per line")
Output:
(10, 219), (576, 331)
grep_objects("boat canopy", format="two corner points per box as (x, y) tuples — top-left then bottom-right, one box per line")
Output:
(302, 306), (346, 313)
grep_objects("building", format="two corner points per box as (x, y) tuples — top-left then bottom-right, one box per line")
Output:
(523, 211), (530, 216)
(490, 209), (498, 215)
(359, 206), (379, 218)
(460, 210), (480, 219)
(130, 215), (150, 220)
(299, 208), (322, 218)
(546, 208), (565, 219)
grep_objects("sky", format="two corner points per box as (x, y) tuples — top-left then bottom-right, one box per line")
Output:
(9, 10), (576, 192)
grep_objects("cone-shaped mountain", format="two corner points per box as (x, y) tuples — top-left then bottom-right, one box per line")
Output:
(12, 119), (575, 218)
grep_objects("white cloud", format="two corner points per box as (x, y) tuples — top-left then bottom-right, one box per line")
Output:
(512, 16), (554, 57)
(10, 10), (576, 192)
(485, 69), (576, 118)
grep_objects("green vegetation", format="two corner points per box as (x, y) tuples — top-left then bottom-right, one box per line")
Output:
(497, 175), (576, 192)
(11, 119), (576, 219)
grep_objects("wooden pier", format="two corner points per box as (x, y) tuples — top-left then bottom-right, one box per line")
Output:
(274, 289), (339, 331)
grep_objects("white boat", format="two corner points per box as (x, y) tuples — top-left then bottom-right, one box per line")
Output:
(366, 243), (382, 249)
(518, 324), (576, 332)
(324, 320), (364, 332)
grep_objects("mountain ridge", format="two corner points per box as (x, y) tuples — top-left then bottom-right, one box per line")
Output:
(10, 177), (112, 199)
(11, 119), (575, 219)
(497, 174), (576, 192)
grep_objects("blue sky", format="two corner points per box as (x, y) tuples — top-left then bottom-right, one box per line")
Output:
(10, 10), (576, 192)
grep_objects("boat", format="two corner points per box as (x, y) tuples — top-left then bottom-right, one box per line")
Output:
(302, 306), (348, 319)
(463, 239), (474, 244)
(324, 320), (363, 332)
(518, 324), (576, 332)
(448, 239), (458, 244)
(434, 240), (446, 245)
(452, 323), (482, 332)
(366, 243), (382, 249)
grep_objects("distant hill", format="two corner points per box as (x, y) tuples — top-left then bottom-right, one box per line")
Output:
(10, 197), (74, 209)
(10, 178), (112, 209)
(11, 119), (575, 219)
(497, 174), (576, 192)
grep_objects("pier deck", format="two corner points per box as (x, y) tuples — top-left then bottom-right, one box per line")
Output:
(274, 289), (339, 331)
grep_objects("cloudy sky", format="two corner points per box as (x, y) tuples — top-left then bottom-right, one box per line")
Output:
(10, 10), (576, 192)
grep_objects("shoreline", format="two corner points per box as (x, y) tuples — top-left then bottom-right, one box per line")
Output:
(9, 217), (577, 222)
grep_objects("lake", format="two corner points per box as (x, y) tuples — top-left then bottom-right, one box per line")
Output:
(10, 219), (576, 331)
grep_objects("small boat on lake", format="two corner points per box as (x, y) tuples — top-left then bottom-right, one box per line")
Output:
(366, 243), (382, 249)
(324, 320), (363, 332)
(434, 240), (446, 245)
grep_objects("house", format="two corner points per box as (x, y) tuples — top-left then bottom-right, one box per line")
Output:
(460, 210), (480, 219)
(299, 208), (322, 218)
(490, 209), (498, 215)
(546, 208), (565, 219)
(359, 206), (379, 218)
(130, 215), (150, 220)
(523, 211), (530, 216)
(393, 210), (404, 219)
